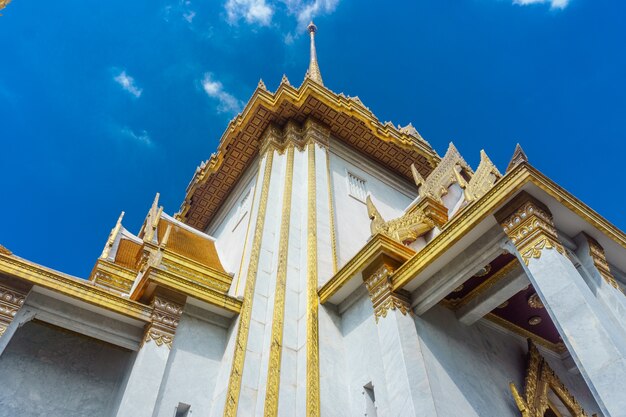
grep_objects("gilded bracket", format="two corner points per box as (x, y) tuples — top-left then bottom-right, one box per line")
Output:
(496, 192), (565, 265)
(143, 292), (185, 350)
(0, 282), (28, 337)
(363, 256), (411, 322)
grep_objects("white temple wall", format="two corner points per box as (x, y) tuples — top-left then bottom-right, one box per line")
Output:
(0, 320), (132, 417)
(338, 290), (393, 417)
(207, 161), (259, 294)
(328, 139), (416, 268)
(238, 149), (286, 416)
(153, 305), (230, 417)
(415, 305), (602, 417)
(318, 303), (350, 417)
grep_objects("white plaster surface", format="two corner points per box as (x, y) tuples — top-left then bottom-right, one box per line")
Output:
(0, 320), (132, 417)
(153, 306), (229, 417)
(329, 146), (415, 269)
(416, 305), (602, 417)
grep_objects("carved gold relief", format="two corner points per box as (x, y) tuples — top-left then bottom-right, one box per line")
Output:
(411, 143), (474, 203)
(0, 244), (12, 256)
(497, 192), (565, 265)
(306, 142), (321, 417)
(582, 233), (620, 290)
(264, 146), (294, 417)
(363, 258), (411, 322)
(367, 195), (448, 244)
(0, 0), (11, 15)
(465, 150), (502, 202)
(223, 151), (274, 417)
(143, 294), (184, 350)
(528, 293), (544, 309)
(510, 340), (593, 417)
(0, 283), (27, 337)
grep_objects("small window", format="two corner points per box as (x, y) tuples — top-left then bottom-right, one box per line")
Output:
(174, 403), (191, 417)
(347, 172), (367, 202)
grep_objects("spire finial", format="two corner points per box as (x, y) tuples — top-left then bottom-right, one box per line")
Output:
(506, 143), (528, 172)
(305, 21), (324, 85)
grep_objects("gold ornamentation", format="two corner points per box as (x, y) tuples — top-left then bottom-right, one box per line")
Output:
(306, 142), (320, 417)
(453, 284), (464, 293)
(486, 313), (565, 353)
(452, 259), (519, 309)
(367, 195), (447, 244)
(363, 260), (411, 322)
(474, 263), (492, 277)
(318, 234), (415, 304)
(223, 150), (274, 417)
(465, 150), (502, 202)
(177, 73), (438, 231)
(498, 301), (509, 309)
(528, 316), (542, 326)
(510, 340), (591, 417)
(0, 253), (153, 321)
(100, 211), (125, 259)
(0, 0), (11, 15)
(0, 244), (12, 256)
(506, 143), (529, 173)
(582, 233), (620, 290)
(264, 146), (294, 417)
(305, 21), (323, 85)
(326, 150), (338, 273)
(497, 192), (565, 265)
(0, 283), (27, 336)
(143, 295), (184, 350)
(411, 143), (474, 203)
(528, 293), (544, 309)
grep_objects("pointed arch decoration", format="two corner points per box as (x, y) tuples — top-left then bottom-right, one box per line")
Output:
(510, 340), (596, 417)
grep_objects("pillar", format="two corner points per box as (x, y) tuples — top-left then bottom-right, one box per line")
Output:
(115, 291), (185, 417)
(496, 192), (626, 417)
(363, 256), (438, 417)
(0, 280), (33, 356)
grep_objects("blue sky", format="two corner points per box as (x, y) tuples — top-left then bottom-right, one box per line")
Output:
(1, 0), (624, 277)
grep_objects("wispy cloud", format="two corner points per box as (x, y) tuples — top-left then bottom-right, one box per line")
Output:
(283, 0), (339, 29)
(113, 70), (142, 98)
(121, 127), (152, 146)
(201, 73), (243, 114)
(225, 0), (274, 26)
(513, 0), (569, 9)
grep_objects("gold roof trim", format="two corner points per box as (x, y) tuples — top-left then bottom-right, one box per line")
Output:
(390, 162), (626, 292)
(0, 253), (151, 322)
(177, 77), (440, 230)
(318, 234), (415, 304)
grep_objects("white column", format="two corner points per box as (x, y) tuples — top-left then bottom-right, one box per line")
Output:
(115, 294), (184, 417)
(364, 259), (438, 417)
(497, 192), (626, 417)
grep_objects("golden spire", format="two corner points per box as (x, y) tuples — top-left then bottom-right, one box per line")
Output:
(305, 21), (324, 85)
(506, 143), (528, 173)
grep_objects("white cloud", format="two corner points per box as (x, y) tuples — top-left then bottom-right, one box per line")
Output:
(513, 0), (569, 9)
(282, 0), (339, 29)
(113, 70), (142, 98)
(121, 127), (152, 146)
(183, 10), (196, 23)
(225, 0), (274, 25)
(201, 73), (243, 114)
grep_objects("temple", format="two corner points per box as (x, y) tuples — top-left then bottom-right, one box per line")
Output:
(1, 22), (625, 417)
